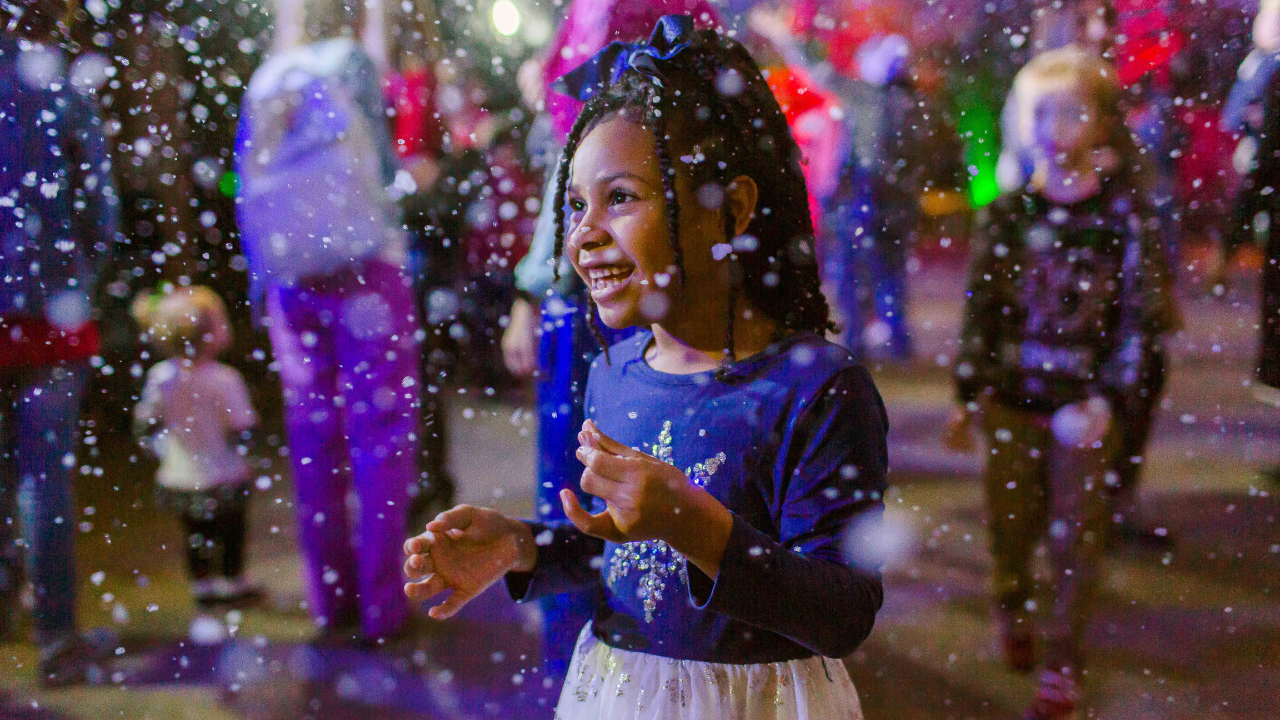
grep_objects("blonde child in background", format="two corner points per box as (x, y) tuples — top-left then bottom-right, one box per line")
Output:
(133, 287), (263, 607)
(948, 46), (1169, 720)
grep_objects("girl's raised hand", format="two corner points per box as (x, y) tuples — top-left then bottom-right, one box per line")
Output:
(403, 505), (537, 620)
(562, 420), (703, 544)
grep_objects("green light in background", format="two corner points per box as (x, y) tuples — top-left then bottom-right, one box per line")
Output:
(219, 171), (240, 198)
(953, 82), (1000, 208)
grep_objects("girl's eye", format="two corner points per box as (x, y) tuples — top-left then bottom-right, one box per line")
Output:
(569, 198), (586, 212)
(609, 189), (634, 205)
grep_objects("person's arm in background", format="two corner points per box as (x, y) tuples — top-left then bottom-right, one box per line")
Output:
(945, 201), (1010, 450)
(68, 88), (119, 296)
(222, 366), (260, 433)
(346, 48), (401, 187)
(503, 165), (572, 378)
(1098, 208), (1168, 418)
(132, 364), (168, 456)
(221, 366), (261, 468)
(233, 97), (269, 321)
(996, 84), (1031, 192)
(513, 165), (570, 301)
(1256, 0), (1280, 54)
(1221, 50), (1280, 134)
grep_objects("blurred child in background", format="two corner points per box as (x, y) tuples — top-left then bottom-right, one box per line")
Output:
(948, 46), (1169, 720)
(133, 287), (262, 607)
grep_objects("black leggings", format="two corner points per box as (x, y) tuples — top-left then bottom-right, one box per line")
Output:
(182, 499), (247, 580)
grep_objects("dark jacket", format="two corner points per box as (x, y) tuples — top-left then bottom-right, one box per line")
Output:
(1246, 56), (1280, 389)
(956, 185), (1170, 414)
(0, 36), (118, 324)
(0, 36), (118, 368)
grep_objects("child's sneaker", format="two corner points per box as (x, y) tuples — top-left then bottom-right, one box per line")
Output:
(192, 578), (219, 606)
(194, 577), (265, 607)
(1022, 670), (1080, 720)
(221, 576), (266, 605)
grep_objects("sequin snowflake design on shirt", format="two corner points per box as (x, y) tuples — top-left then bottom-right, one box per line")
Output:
(606, 421), (727, 622)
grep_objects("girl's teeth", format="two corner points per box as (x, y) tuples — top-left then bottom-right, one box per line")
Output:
(588, 267), (631, 291)
(587, 267), (631, 282)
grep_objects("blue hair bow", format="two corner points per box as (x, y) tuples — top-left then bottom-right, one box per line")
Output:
(555, 14), (699, 101)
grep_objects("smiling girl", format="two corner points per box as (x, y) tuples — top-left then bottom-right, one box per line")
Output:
(404, 17), (887, 719)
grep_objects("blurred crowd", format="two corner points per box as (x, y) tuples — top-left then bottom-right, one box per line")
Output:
(1, 1), (1277, 718)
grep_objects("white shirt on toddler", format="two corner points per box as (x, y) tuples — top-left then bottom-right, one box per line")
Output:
(135, 359), (258, 491)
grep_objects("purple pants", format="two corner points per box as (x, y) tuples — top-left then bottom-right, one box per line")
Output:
(269, 260), (421, 638)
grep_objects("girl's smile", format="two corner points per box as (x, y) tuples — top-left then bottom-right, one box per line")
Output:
(577, 227), (638, 300)
(584, 264), (636, 300)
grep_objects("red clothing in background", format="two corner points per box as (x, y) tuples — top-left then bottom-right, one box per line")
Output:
(0, 317), (99, 371)
(386, 68), (443, 161)
(1114, 0), (1185, 87)
(764, 64), (844, 227)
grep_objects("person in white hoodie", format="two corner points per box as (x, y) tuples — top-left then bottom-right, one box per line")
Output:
(133, 287), (261, 606)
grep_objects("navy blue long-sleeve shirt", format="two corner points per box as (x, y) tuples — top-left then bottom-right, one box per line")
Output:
(506, 331), (888, 663)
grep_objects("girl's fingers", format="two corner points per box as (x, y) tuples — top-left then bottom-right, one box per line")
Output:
(427, 589), (474, 620)
(403, 573), (447, 603)
(577, 445), (634, 481)
(578, 467), (619, 501)
(403, 551), (435, 580)
(584, 420), (641, 458)
(561, 489), (623, 541)
(425, 505), (476, 534)
(404, 534), (430, 557)
(561, 490), (606, 534)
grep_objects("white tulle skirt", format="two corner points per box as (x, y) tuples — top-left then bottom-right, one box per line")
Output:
(553, 625), (864, 720)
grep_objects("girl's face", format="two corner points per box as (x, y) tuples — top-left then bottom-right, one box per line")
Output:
(565, 116), (728, 330)
(1030, 87), (1103, 171)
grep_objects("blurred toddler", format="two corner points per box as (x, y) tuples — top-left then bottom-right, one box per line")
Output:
(132, 287), (262, 606)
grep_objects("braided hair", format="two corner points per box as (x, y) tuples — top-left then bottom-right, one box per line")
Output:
(552, 28), (833, 371)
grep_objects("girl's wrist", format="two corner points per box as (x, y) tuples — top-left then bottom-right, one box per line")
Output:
(663, 487), (734, 579)
(508, 517), (539, 574)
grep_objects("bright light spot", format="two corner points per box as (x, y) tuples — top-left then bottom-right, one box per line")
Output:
(843, 510), (918, 569)
(190, 615), (227, 645)
(492, 0), (521, 36)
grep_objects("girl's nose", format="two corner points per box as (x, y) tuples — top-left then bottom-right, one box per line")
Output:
(567, 217), (610, 253)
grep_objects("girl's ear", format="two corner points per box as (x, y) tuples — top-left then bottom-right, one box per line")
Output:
(724, 175), (759, 238)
